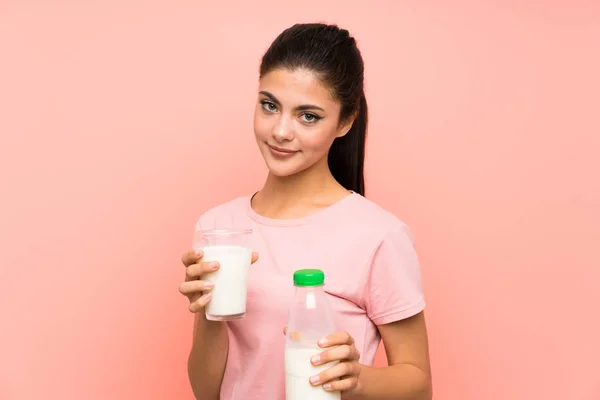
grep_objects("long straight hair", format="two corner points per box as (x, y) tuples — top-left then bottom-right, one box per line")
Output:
(259, 23), (368, 196)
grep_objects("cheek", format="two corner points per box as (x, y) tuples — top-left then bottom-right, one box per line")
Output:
(298, 127), (337, 154)
(253, 109), (268, 140)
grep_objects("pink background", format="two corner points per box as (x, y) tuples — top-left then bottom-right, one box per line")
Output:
(1, 1), (599, 399)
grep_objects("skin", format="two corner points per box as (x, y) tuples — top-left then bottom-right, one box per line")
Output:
(251, 67), (355, 216)
(182, 67), (432, 399)
(180, 249), (259, 400)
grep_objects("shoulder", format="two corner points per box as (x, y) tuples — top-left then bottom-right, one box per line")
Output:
(194, 195), (250, 229)
(346, 194), (414, 244)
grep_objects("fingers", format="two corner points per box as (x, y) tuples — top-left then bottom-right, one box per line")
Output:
(309, 332), (360, 392)
(282, 326), (303, 341)
(181, 249), (203, 267)
(180, 249), (258, 314)
(320, 370), (359, 392)
(179, 278), (215, 313)
(310, 360), (360, 388)
(188, 292), (212, 313)
(178, 279), (214, 296)
(185, 260), (220, 280)
(312, 345), (360, 367)
(318, 331), (354, 348)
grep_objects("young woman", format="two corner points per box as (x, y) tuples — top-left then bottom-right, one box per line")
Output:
(179, 23), (432, 400)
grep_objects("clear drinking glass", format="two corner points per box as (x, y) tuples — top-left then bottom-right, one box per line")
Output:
(193, 226), (253, 321)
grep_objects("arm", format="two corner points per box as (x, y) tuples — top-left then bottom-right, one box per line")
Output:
(351, 312), (432, 400)
(180, 249), (242, 400)
(187, 315), (229, 400)
(308, 222), (431, 398)
(308, 312), (431, 399)
(355, 221), (432, 398)
(183, 250), (258, 399)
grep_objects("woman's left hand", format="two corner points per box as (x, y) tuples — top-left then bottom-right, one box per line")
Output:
(309, 331), (363, 396)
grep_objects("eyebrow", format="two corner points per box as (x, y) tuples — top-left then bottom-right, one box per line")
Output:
(259, 90), (325, 112)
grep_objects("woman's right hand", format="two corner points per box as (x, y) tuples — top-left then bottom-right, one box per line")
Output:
(179, 249), (219, 313)
(179, 249), (259, 313)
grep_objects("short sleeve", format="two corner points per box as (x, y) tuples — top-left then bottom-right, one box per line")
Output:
(365, 221), (426, 325)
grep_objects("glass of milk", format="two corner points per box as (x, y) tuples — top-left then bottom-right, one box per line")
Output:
(193, 227), (253, 321)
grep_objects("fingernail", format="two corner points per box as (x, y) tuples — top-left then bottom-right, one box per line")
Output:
(318, 338), (328, 346)
(204, 281), (214, 288)
(202, 293), (212, 301)
(309, 376), (320, 384)
(311, 355), (320, 364)
(323, 383), (332, 390)
(194, 249), (203, 256)
(210, 262), (219, 269)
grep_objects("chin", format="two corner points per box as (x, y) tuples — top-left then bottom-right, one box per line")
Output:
(264, 162), (303, 178)
(263, 154), (315, 177)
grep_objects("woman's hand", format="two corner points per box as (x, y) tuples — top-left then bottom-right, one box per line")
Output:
(310, 331), (363, 396)
(179, 249), (259, 313)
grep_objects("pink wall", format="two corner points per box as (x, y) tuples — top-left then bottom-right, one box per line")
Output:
(1, 1), (599, 399)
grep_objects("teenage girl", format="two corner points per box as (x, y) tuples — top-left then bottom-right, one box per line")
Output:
(179, 23), (432, 400)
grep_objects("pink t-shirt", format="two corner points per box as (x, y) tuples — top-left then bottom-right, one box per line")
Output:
(195, 192), (425, 400)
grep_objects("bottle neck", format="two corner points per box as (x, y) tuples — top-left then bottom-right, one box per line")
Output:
(293, 285), (325, 310)
(294, 284), (324, 289)
(294, 284), (325, 296)
(287, 283), (337, 346)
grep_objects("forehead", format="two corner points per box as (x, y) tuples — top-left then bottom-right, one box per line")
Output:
(259, 68), (339, 108)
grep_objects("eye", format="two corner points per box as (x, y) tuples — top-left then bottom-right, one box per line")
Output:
(260, 100), (277, 112)
(300, 113), (321, 124)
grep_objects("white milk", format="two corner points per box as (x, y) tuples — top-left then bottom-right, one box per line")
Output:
(200, 245), (252, 320)
(285, 348), (341, 400)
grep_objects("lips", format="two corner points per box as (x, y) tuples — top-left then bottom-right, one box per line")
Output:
(267, 144), (299, 157)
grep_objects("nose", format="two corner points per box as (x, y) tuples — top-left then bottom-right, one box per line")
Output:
(272, 114), (295, 142)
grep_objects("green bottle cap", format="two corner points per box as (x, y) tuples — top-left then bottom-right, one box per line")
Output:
(293, 269), (325, 287)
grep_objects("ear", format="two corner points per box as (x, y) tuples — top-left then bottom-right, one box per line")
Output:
(336, 112), (357, 138)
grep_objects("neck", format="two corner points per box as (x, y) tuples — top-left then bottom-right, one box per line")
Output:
(252, 161), (350, 218)
(261, 166), (339, 202)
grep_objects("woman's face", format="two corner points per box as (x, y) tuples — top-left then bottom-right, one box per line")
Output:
(253, 68), (353, 178)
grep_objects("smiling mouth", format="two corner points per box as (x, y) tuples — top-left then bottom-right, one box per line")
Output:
(267, 144), (299, 157)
